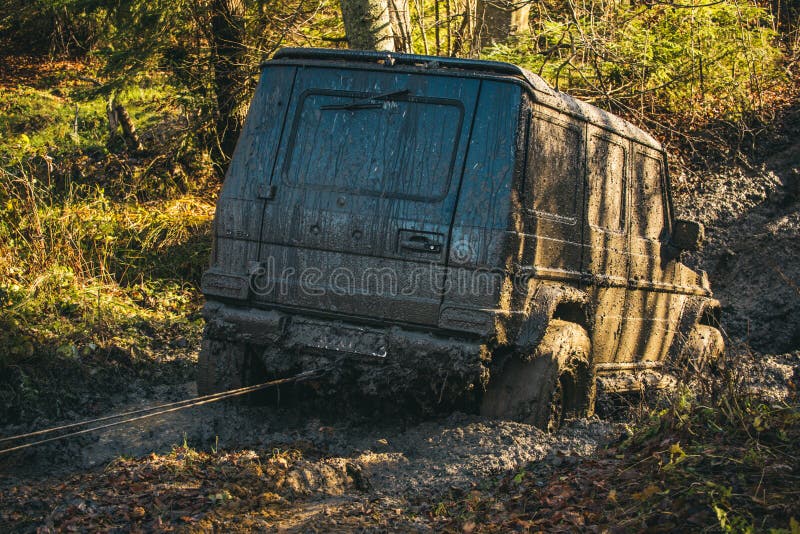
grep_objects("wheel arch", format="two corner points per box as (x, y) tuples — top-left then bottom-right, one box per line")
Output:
(513, 284), (594, 355)
(668, 296), (723, 362)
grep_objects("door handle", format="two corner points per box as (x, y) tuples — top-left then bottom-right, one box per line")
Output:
(399, 234), (442, 253)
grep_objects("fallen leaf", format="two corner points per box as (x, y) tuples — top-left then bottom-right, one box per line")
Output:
(633, 484), (660, 501)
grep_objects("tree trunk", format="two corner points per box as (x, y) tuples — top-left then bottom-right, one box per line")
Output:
(105, 91), (144, 152)
(388, 0), (412, 52)
(476, 0), (530, 46)
(340, 0), (396, 51)
(115, 104), (144, 152)
(211, 0), (248, 168)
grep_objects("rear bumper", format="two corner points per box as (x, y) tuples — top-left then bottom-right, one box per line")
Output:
(202, 301), (489, 408)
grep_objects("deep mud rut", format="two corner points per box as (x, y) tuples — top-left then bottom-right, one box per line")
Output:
(0, 384), (610, 483)
(2, 348), (797, 531)
(0, 382), (620, 530)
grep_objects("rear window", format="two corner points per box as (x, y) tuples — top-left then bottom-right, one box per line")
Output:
(282, 91), (463, 201)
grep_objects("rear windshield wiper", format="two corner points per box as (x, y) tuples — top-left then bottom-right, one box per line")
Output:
(320, 89), (410, 111)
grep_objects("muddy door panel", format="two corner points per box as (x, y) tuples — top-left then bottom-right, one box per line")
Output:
(440, 81), (522, 334)
(255, 68), (479, 325)
(204, 66), (297, 299)
(583, 129), (629, 364)
(525, 108), (585, 281)
(617, 148), (683, 363)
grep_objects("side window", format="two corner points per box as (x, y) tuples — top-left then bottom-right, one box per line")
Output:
(632, 151), (666, 240)
(526, 113), (583, 220)
(587, 135), (626, 232)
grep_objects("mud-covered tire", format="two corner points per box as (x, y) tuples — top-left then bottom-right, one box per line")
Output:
(680, 324), (725, 372)
(480, 320), (595, 431)
(197, 338), (249, 396)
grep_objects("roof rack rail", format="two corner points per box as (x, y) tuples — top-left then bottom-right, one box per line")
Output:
(271, 47), (525, 77)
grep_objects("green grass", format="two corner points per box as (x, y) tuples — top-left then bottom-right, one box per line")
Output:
(1, 84), (165, 158)
(0, 185), (214, 423)
(0, 58), (216, 424)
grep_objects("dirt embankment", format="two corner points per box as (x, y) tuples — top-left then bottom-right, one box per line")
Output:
(674, 103), (800, 354)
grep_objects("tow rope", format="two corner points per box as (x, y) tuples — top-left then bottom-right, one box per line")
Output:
(0, 369), (323, 455)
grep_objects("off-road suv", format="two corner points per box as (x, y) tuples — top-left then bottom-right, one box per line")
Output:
(199, 48), (724, 428)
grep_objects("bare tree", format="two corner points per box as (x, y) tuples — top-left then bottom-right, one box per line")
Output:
(388, 0), (413, 52)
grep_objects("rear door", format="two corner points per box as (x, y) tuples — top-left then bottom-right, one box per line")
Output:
(254, 67), (480, 325)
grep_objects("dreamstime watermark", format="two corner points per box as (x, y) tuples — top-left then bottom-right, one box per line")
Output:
(248, 256), (536, 299)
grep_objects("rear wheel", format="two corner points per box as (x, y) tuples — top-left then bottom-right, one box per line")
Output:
(480, 320), (595, 431)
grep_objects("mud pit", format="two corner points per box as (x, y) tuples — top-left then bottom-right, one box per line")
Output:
(1, 381), (621, 531)
(2, 348), (797, 531)
(0, 380), (616, 491)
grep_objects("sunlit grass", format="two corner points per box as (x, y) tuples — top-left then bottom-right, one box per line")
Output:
(0, 59), (216, 422)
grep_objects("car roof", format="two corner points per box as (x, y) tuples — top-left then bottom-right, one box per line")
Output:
(267, 48), (662, 151)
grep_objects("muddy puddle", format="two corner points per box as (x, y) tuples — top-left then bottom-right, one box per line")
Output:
(0, 380), (617, 497)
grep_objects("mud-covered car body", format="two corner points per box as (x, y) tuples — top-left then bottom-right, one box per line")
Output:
(200, 48), (722, 414)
